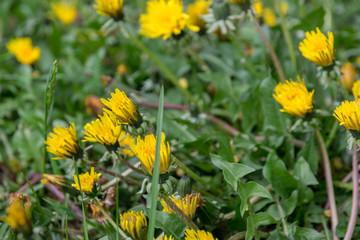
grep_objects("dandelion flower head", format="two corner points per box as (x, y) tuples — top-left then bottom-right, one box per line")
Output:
(45, 122), (79, 160)
(7, 37), (41, 65)
(160, 193), (201, 219)
(187, 0), (211, 31)
(341, 61), (356, 91)
(299, 27), (334, 67)
(72, 167), (101, 193)
(333, 101), (360, 132)
(185, 229), (218, 240)
(94, 0), (124, 20)
(51, 1), (77, 25)
(119, 131), (136, 157)
(273, 76), (314, 118)
(1, 199), (32, 232)
(352, 81), (360, 101)
(120, 211), (148, 240)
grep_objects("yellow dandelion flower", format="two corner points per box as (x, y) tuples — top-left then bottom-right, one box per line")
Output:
(352, 81), (360, 101)
(299, 27), (334, 67)
(93, 0), (124, 20)
(9, 193), (32, 209)
(187, 0), (211, 31)
(356, 56), (360, 67)
(280, 1), (288, 15)
(185, 229), (218, 240)
(273, 76), (314, 118)
(139, 0), (192, 40)
(101, 89), (139, 125)
(83, 110), (122, 146)
(253, 0), (263, 16)
(157, 236), (174, 240)
(160, 193), (201, 219)
(7, 37), (40, 65)
(133, 133), (170, 176)
(119, 131), (135, 157)
(51, 1), (77, 25)
(333, 101), (360, 133)
(117, 63), (127, 75)
(1, 199), (32, 232)
(45, 122), (79, 160)
(41, 174), (65, 187)
(72, 167), (102, 193)
(341, 61), (356, 91)
(263, 8), (276, 27)
(120, 211), (148, 240)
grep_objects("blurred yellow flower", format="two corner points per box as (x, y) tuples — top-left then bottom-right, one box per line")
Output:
(253, 0), (263, 16)
(299, 27), (334, 67)
(85, 95), (104, 117)
(2, 199), (32, 232)
(140, 0), (194, 40)
(120, 211), (147, 240)
(45, 122), (79, 160)
(94, 0), (124, 20)
(101, 89), (139, 125)
(72, 167), (101, 193)
(280, 1), (288, 15)
(160, 193), (201, 219)
(51, 1), (77, 25)
(7, 37), (40, 65)
(157, 236), (174, 240)
(340, 61), (356, 91)
(273, 76), (314, 118)
(9, 193), (32, 209)
(179, 77), (189, 89)
(263, 8), (276, 27)
(185, 229), (218, 240)
(119, 131), (135, 157)
(41, 174), (65, 187)
(133, 133), (170, 176)
(187, 0), (211, 31)
(352, 81), (360, 101)
(83, 110), (122, 146)
(333, 101), (360, 132)
(117, 63), (127, 75)
(356, 57), (360, 67)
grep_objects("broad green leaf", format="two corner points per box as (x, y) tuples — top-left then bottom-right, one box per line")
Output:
(297, 135), (318, 173)
(217, 134), (234, 162)
(211, 154), (255, 191)
(254, 212), (276, 227)
(246, 216), (255, 240)
(259, 77), (287, 134)
(263, 152), (298, 197)
(292, 7), (325, 31)
(239, 181), (272, 216)
(294, 158), (318, 186)
(282, 190), (298, 216)
(294, 227), (325, 240)
(233, 134), (257, 150)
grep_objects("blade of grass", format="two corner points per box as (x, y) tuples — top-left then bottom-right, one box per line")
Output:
(147, 85), (165, 240)
(116, 174), (120, 240)
(73, 158), (89, 240)
(65, 214), (69, 240)
(44, 60), (60, 175)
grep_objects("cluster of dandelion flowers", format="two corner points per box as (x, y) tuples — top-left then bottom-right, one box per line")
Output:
(133, 133), (170, 176)
(7, 37), (40, 65)
(161, 193), (201, 219)
(299, 27), (334, 67)
(101, 89), (139, 125)
(72, 167), (102, 193)
(158, 236), (174, 240)
(45, 122), (79, 160)
(185, 229), (218, 240)
(273, 76), (314, 118)
(83, 110), (122, 146)
(341, 61), (357, 91)
(2, 199), (32, 232)
(120, 211), (147, 240)
(352, 81), (360, 101)
(139, 0), (197, 40)
(334, 101), (360, 138)
(186, 0), (211, 32)
(119, 131), (136, 157)
(51, 1), (77, 25)
(93, 0), (124, 20)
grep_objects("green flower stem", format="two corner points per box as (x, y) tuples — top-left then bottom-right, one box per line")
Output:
(94, 198), (128, 239)
(73, 158), (89, 240)
(252, 15), (286, 83)
(172, 155), (221, 195)
(147, 85), (165, 240)
(122, 23), (200, 110)
(238, 183), (258, 240)
(321, 215), (331, 240)
(325, 119), (339, 149)
(187, 47), (210, 73)
(275, 196), (291, 239)
(314, 129), (338, 240)
(115, 174), (120, 240)
(274, 0), (297, 73)
(20, 173), (44, 220)
(160, 192), (199, 231)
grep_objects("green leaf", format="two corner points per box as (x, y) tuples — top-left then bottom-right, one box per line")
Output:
(297, 134), (318, 173)
(145, 210), (187, 240)
(259, 77), (287, 134)
(239, 181), (272, 216)
(211, 154), (255, 191)
(254, 212), (276, 227)
(294, 227), (325, 240)
(263, 152), (298, 197)
(282, 190), (298, 216)
(217, 134), (234, 162)
(246, 216), (255, 240)
(45, 60), (58, 123)
(292, 7), (325, 32)
(294, 158), (318, 186)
